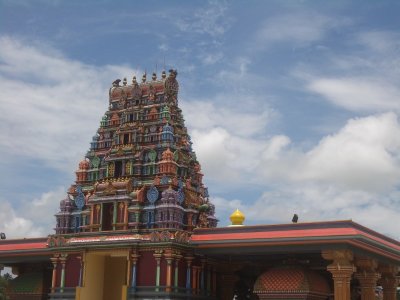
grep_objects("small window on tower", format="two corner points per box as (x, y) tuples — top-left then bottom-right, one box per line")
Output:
(123, 134), (129, 144)
(115, 161), (122, 177)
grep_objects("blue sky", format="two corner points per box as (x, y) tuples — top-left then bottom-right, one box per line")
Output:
(1, 0), (400, 239)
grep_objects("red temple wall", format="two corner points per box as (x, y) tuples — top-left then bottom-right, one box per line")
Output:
(65, 254), (80, 287)
(136, 251), (156, 286)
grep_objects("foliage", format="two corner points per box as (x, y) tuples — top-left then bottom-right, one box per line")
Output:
(0, 274), (11, 300)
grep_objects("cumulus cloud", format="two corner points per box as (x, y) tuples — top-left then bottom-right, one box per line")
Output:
(296, 30), (400, 113)
(0, 202), (42, 238)
(0, 187), (65, 238)
(0, 36), (138, 171)
(307, 77), (400, 112)
(245, 185), (400, 240)
(187, 107), (400, 238)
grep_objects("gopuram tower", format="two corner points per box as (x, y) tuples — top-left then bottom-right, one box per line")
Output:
(48, 70), (218, 300)
(55, 69), (217, 234)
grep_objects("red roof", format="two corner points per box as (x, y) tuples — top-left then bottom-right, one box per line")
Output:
(0, 238), (48, 253)
(190, 220), (400, 261)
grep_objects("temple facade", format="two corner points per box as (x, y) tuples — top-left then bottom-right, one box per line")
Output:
(0, 70), (399, 300)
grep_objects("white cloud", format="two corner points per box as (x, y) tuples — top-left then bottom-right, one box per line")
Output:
(296, 30), (400, 113)
(200, 51), (224, 65)
(244, 185), (400, 240)
(255, 12), (347, 48)
(0, 187), (65, 238)
(175, 0), (231, 37)
(307, 77), (400, 112)
(0, 36), (139, 171)
(357, 30), (400, 54)
(0, 202), (43, 238)
(259, 113), (400, 191)
(184, 105), (400, 238)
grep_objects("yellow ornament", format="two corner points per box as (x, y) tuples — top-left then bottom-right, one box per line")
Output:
(230, 209), (245, 226)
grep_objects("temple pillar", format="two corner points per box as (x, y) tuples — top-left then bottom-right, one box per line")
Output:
(379, 265), (399, 300)
(154, 250), (163, 292)
(207, 262), (212, 296)
(130, 251), (140, 292)
(185, 255), (194, 293)
(191, 266), (197, 292)
(354, 257), (381, 300)
(322, 250), (356, 300)
(122, 160), (126, 176)
(100, 203), (104, 231)
(50, 254), (59, 293)
(200, 258), (206, 291)
(89, 205), (94, 231)
(213, 266), (218, 297)
(164, 249), (174, 292)
(77, 255), (84, 287)
(112, 201), (117, 230)
(59, 253), (68, 293)
(174, 252), (182, 290)
(124, 202), (128, 230)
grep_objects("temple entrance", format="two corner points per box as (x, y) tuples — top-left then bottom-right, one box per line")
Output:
(102, 203), (113, 231)
(80, 252), (127, 300)
(103, 256), (126, 300)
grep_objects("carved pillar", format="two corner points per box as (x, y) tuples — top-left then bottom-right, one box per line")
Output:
(122, 161), (126, 176)
(212, 265), (217, 297)
(354, 257), (381, 300)
(124, 202), (129, 230)
(207, 263), (212, 296)
(322, 250), (356, 300)
(192, 266), (197, 291)
(185, 255), (194, 292)
(77, 255), (84, 287)
(174, 252), (182, 290)
(164, 250), (174, 292)
(59, 254), (68, 293)
(100, 203), (104, 231)
(112, 202), (117, 230)
(154, 250), (163, 292)
(200, 258), (206, 292)
(50, 255), (59, 293)
(130, 251), (140, 291)
(379, 265), (399, 300)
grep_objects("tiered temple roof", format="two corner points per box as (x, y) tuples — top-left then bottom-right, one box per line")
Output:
(55, 69), (217, 235)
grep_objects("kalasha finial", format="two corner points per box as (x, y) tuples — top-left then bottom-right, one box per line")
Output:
(229, 208), (245, 226)
(142, 73), (147, 83)
(132, 76), (137, 84)
(161, 70), (167, 79)
(152, 72), (157, 81)
(123, 77), (127, 86)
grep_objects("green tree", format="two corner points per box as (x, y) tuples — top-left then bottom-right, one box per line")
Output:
(0, 274), (10, 300)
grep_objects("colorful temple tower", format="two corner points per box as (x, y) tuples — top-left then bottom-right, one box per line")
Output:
(55, 69), (217, 236)
(48, 69), (219, 300)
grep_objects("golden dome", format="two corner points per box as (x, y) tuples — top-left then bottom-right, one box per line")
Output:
(229, 208), (245, 226)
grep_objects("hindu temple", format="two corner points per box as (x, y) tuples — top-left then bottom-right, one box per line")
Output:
(0, 69), (399, 300)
